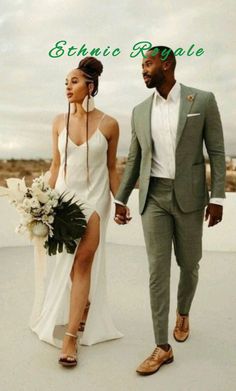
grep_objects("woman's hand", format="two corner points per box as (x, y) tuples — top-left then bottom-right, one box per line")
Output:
(114, 204), (132, 225)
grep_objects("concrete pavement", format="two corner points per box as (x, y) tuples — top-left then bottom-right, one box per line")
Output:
(0, 244), (235, 391)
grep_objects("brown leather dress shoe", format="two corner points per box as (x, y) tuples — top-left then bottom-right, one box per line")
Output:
(173, 312), (190, 342)
(136, 345), (174, 376)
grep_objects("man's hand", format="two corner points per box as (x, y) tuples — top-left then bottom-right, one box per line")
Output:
(114, 204), (132, 225)
(205, 203), (223, 227)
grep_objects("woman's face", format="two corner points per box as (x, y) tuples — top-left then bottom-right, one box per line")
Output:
(65, 69), (91, 103)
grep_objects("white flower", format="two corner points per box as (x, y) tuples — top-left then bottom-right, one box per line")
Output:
(31, 207), (42, 217)
(42, 215), (48, 223)
(50, 189), (60, 200)
(30, 198), (40, 209)
(42, 203), (52, 214)
(22, 197), (32, 210)
(32, 187), (50, 204)
(1, 173), (62, 243)
(4, 178), (27, 203)
(31, 221), (49, 237)
(48, 215), (54, 224)
(42, 214), (54, 224)
(31, 181), (40, 190)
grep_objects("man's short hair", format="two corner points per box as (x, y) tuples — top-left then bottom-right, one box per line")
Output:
(149, 46), (176, 70)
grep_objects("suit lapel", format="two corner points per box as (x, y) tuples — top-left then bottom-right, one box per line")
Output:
(139, 85), (195, 149)
(175, 84), (196, 147)
(139, 94), (154, 148)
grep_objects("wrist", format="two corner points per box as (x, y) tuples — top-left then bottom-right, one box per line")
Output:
(209, 197), (224, 206)
(114, 199), (126, 207)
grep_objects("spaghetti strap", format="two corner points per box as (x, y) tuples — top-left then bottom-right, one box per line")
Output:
(97, 113), (106, 129)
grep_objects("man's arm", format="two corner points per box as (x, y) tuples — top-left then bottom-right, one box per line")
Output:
(114, 108), (141, 225)
(115, 108), (142, 204)
(203, 92), (226, 226)
(204, 92), (226, 198)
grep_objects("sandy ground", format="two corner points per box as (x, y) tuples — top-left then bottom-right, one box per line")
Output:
(0, 158), (235, 191)
(0, 243), (236, 391)
(0, 159), (128, 187)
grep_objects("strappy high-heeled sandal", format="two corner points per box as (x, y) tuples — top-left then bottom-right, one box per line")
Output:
(58, 332), (78, 367)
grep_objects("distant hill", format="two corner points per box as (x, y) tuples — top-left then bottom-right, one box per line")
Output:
(0, 158), (235, 191)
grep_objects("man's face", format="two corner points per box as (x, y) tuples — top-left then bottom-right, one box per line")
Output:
(142, 51), (166, 89)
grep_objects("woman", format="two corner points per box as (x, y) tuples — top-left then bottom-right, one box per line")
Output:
(30, 57), (125, 367)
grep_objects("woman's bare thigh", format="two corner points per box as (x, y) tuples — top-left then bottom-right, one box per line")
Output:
(70, 211), (100, 277)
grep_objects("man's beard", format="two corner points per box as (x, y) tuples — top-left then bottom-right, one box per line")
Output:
(146, 70), (165, 89)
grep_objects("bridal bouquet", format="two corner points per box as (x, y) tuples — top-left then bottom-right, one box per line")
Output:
(0, 172), (87, 255)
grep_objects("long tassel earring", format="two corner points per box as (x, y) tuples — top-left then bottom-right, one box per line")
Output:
(82, 94), (95, 112)
(64, 102), (70, 183)
(86, 96), (90, 187)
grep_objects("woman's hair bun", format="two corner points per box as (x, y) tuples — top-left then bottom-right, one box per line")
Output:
(78, 57), (103, 78)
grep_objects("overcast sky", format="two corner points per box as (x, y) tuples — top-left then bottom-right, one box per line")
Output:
(0, 0), (235, 159)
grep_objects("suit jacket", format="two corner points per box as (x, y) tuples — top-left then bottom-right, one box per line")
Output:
(115, 83), (226, 214)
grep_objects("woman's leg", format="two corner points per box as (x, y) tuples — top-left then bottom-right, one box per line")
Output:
(61, 211), (100, 356)
(70, 269), (90, 331)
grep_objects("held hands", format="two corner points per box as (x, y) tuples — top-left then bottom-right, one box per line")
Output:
(205, 203), (223, 227)
(114, 204), (132, 225)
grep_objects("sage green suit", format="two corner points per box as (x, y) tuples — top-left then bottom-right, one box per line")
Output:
(115, 84), (226, 344)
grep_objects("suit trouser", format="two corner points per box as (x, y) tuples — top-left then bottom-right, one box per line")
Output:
(141, 177), (205, 345)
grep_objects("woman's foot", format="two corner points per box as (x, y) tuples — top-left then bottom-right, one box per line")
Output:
(58, 332), (78, 367)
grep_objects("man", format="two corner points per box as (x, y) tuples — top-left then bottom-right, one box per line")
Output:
(114, 46), (226, 376)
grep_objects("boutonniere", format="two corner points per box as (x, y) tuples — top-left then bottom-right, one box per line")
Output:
(187, 94), (194, 102)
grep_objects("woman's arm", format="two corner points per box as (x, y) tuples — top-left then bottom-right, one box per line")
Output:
(48, 115), (61, 189)
(106, 117), (120, 197)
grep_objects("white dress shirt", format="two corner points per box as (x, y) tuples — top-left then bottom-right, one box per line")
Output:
(151, 81), (180, 178)
(115, 81), (223, 206)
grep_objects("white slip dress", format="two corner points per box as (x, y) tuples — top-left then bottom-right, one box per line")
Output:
(30, 113), (123, 348)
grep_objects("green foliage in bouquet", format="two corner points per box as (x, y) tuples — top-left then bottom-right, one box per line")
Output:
(44, 191), (87, 256)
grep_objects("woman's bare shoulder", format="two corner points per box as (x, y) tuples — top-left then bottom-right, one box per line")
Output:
(52, 113), (65, 135)
(101, 113), (119, 138)
(103, 113), (119, 126)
